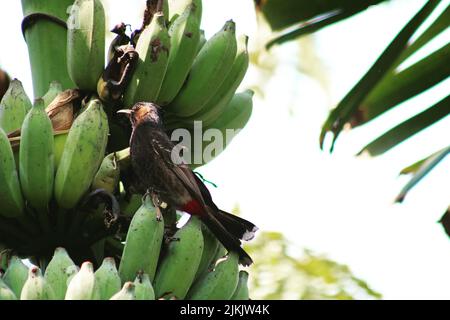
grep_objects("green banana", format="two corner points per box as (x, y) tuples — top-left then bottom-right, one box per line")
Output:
(65, 265), (80, 287)
(197, 29), (206, 53)
(134, 272), (155, 300)
(92, 152), (120, 194)
(212, 244), (227, 263)
(44, 247), (76, 300)
(194, 224), (220, 280)
(20, 266), (55, 300)
(187, 252), (239, 300)
(19, 98), (55, 211)
(42, 81), (63, 108)
(169, 20), (237, 117)
(0, 277), (17, 300)
(65, 261), (98, 300)
(123, 12), (170, 107)
(168, 0), (202, 22)
(54, 98), (109, 209)
(157, 3), (201, 106)
(154, 217), (204, 299)
(118, 196), (164, 283)
(94, 257), (121, 300)
(110, 282), (135, 300)
(210, 89), (254, 134)
(186, 90), (254, 169)
(0, 79), (32, 133)
(231, 270), (249, 300)
(120, 194), (143, 218)
(190, 34), (249, 127)
(3, 256), (28, 298)
(54, 132), (68, 169)
(0, 128), (25, 219)
(67, 0), (106, 91)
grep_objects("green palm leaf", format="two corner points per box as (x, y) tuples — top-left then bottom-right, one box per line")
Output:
(320, 0), (442, 152)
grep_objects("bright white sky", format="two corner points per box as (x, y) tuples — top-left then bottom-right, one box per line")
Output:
(1, 0), (449, 299)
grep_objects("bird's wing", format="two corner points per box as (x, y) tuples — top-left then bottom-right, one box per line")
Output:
(140, 123), (208, 206)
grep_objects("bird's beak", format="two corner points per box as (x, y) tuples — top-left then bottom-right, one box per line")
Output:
(117, 109), (132, 116)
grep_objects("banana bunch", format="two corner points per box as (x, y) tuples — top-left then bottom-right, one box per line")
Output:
(0, 78), (109, 248)
(67, 0), (105, 91)
(0, 0), (256, 301)
(0, 205), (250, 300)
(63, 0), (253, 167)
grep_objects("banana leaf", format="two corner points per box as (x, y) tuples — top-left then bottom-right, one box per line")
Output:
(397, 3), (450, 64)
(320, 0), (442, 152)
(439, 206), (450, 238)
(358, 94), (450, 156)
(351, 42), (450, 127)
(399, 147), (447, 175)
(255, 0), (388, 32)
(265, 0), (388, 48)
(395, 145), (450, 203)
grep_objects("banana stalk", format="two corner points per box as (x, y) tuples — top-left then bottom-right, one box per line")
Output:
(21, 0), (76, 97)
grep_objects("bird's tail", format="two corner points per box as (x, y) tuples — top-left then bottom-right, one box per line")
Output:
(218, 210), (258, 241)
(202, 208), (258, 266)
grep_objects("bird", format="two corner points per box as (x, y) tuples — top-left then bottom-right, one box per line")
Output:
(118, 102), (258, 266)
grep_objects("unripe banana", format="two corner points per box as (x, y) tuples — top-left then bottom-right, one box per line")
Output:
(194, 224), (220, 281)
(19, 99), (55, 211)
(197, 29), (206, 53)
(42, 81), (63, 108)
(123, 12), (170, 106)
(231, 270), (249, 300)
(186, 90), (254, 168)
(187, 252), (239, 300)
(94, 257), (121, 300)
(0, 128), (25, 219)
(120, 193), (143, 218)
(169, 20), (237, 117)
(157, 3), (201, 106)
(110, 282), (135, 300)
(190, 34), (249, 127)
(65, 265), (80, 287)
(44, 248), (76, 300)
(168, 0), (202, 22)
(211, 244), (227, 266)
(134, 272), (155, 300)
(67, 0), (106, 90)
(21, 267), (55, 300)
(54, 98), (109, 209)
(154, 217), (204, 299)
(118, 196), (164, 283)
(210, 89), (254, 135)
(92, 152), (120, 194)
(54, 132), (69, 169)
(3, 256), (28, 298)
(65, 261), (98, 300)
(0, 79), (32, 133)
(0, 278), (17, 300)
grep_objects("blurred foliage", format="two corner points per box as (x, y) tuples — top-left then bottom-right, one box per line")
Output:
(245, 231), (382, 300)
(254, 0), (388, 48)
(255, 0), (449, 204)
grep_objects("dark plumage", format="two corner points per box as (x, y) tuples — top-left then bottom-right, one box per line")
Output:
(119, 102), (257, 266)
